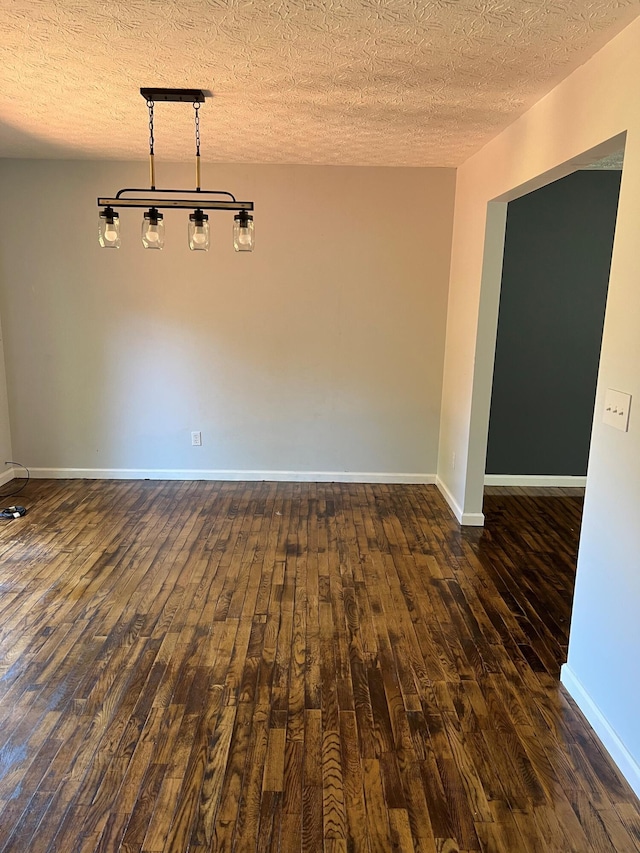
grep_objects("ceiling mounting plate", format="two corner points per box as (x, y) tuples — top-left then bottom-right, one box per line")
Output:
(140, 88), (207, 103)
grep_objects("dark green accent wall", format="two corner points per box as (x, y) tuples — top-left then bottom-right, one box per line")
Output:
(486, 169), (621, 476)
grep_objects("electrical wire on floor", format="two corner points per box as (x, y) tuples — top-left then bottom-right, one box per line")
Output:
(1, 461), (29, 520)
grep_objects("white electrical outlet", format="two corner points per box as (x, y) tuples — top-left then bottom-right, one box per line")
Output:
(191, 431), (202, 446)
(603, 389), (631, 432)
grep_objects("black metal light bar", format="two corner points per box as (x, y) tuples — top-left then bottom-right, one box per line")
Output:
(98, 197), (254, 211)
(140, 88), (207, 103)
(116, 188), (237, 199)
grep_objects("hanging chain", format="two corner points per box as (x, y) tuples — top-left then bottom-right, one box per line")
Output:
(147, 98), (155, 156)
(193, 101), (201, 157)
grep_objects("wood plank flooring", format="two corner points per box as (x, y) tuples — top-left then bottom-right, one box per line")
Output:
(0, 479), (638, 852)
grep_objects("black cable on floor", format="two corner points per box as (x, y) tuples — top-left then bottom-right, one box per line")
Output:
(1, 461), (29, 498)
(1, 505), (26, 519)
(1, 461), (29, 520)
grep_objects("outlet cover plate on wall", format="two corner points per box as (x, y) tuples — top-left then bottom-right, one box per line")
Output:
(603, 389), (631, 432)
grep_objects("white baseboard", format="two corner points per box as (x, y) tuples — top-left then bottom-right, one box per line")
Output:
(484, 474), (587, 487)
(26, 468), (437, 485)
(436, 476), (485, 527)
(561, 664), (640, 799)
(460, 510), (485, 526)
(0, 466), (16, 487)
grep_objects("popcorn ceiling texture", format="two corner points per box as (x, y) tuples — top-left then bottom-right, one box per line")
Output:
(1, 0), (639, 166)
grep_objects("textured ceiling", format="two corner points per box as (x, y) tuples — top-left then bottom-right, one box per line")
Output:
(1, 0), (639, 167)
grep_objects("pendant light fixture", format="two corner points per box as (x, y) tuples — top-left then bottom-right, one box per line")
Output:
(188, 209), (210, 251)
(141, 207), (165, 249)
(233, 210), (254, 252)
(98, 206), (120, 248)
(97, 89), (254, 252)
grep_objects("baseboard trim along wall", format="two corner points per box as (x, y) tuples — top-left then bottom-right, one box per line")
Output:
(484, 474), (588, 487)
(26, 468), (437, 485)
(0, 466), (16, 487)
(561, 664), (640, 799)
(436, 476), (485, 527)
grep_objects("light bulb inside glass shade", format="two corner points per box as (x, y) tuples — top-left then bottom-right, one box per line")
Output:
(188, 210), (209, 251)
(233, 212), (254, 251)
(142, 209), (164, 249)
(98, 207), (120, 248)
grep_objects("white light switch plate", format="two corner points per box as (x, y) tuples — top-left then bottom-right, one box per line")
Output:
(603, 389), (631, 432)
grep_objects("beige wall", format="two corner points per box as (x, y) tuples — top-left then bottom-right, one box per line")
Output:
(439, 17), (640, 792)
(0, 160), (455, 479)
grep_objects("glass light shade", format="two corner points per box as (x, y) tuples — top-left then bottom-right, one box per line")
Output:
(188, 210), (210, 251)
(98, 207), (120, 248)
(141, 208), (165, 249)
(233, 212), (254, 252)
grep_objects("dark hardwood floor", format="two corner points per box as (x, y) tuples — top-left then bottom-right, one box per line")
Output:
(0, 479), (638, 852)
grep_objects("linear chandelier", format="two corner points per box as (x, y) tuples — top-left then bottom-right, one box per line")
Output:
(97, 88), (254, 252)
